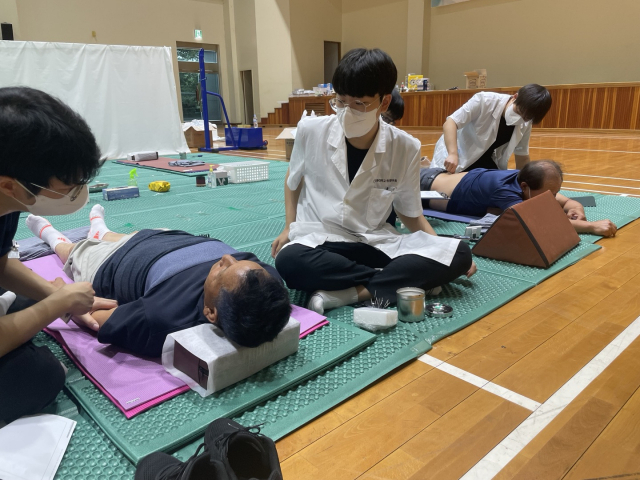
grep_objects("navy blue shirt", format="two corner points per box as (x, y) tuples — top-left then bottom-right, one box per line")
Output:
(0, 213), (20, 257)
(446, 169), (523, 217)
(95, 230), (282, 357)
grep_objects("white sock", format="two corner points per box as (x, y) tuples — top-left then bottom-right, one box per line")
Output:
(0, 291), (16, 316)
(88, 205), (110, 240)
(307, 287), (358, 315)
(26, 215), (70, 251)
(426, 286), (442, 296)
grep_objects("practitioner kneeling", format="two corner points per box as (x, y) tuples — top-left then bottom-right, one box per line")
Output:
(27, 207), (292, 357)
(420, 160), (617, 237)
(271, 48), (476, 315)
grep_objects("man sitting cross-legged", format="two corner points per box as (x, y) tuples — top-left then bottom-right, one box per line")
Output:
(26, 205), (292, 357)
(420, 160), (617, 237)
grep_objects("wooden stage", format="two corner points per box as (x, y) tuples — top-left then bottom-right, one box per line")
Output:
(219, 127), (640, 480)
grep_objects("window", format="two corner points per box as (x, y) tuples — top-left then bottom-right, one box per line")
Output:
(176, 42), (221, 122)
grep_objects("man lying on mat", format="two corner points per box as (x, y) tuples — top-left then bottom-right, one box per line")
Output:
(420, 160), (617, 237)
(26, 207), (292, 357)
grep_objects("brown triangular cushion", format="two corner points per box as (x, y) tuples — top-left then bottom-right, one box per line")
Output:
(472, 191), (580, 268)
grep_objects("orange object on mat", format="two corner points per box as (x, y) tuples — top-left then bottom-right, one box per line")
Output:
(472, 191), (580, 268)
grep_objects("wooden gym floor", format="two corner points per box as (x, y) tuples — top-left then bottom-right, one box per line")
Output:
(222, 127), (640, 480)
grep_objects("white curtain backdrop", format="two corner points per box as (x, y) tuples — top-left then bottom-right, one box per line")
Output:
(0, 41), (190, 159)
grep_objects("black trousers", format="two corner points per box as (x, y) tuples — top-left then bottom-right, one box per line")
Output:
(0, 341), (65, 424)
(275, 241), (472, 304)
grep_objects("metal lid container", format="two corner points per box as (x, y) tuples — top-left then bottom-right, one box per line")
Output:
(425, 302), (453, 318)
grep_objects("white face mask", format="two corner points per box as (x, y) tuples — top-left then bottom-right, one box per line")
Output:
(505, 103), (524, 126)
(14, 182), (89, 215)
(336, 103), (382, 138)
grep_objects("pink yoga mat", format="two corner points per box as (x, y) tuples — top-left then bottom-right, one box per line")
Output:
(292, 305), (329, 337)
(24, 255), (189, 418)
(24, 255), (329, 418)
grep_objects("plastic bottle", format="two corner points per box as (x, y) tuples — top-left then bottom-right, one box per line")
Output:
(207, 165), (216, 188)
(253, 114), (258, 128)
(128, 168), (138, 187)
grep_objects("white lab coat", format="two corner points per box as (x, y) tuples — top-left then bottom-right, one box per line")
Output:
(282, 115), (460, 266)
(431, 92), (532, 172)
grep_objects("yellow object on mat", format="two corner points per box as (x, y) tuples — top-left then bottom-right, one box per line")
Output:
(148, 181), (171, 193)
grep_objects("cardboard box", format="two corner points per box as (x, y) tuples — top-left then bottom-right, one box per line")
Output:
(276, 127), (297, 161)
(408, 74), (423, 91)
(184, 128), (215, 149)
(103, 186), (140, 201)
(285, 139), (295, 160)
(464, 70), (487, 89)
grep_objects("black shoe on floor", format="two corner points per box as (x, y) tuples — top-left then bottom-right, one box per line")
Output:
(136, 444), (228, 480)
(205, 419), (283, 480)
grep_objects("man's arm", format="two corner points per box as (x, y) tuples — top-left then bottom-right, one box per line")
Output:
(396, 211), (436, 236)
(443, 118), (459, 174)
(556, 193), (587, 220)
(91, 307), (117, 328)
(0, 282), (95, 358)
(0, 257), (58, 301)
(556, 193), (617, 237)
(271, 169), (302, 257)
(514, 155), (530, 170)
(570, 219), (617, 237)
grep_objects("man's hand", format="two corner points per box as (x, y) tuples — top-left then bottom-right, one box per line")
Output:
(51, 282), (95, 316)
(49, 277), (67, 289)
(466, 261), (477, 278)
(70, 297), (118, 332)
(72, 312), (100, 331)
(93, 296), (118, 311)
(444, 153), (459, 174)
(566, 208), (587, 221)
(271, 228), (291, 258)
(589, 220), (617, 237)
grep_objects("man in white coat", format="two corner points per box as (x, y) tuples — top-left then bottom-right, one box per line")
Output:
(271, 48), (476, 314)
(430, 84), (552, 174)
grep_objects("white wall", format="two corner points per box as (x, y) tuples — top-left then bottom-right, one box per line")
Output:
(0, 0), (20, 39)
(428, 0), (640, 89)
(12, 0), (230, 120)
(255, 0), (293, 118)
(342, 0), (412, 85)
(290, 0), (342, 90)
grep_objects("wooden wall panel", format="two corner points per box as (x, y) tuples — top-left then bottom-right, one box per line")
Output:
(274, 83), (640, 130)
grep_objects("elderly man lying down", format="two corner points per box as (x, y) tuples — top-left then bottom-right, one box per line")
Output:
(25, 205), (292, 357)
(420, 160), (617, 237)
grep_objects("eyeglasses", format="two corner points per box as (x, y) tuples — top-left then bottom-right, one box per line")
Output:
(24, 182), (85, 201)
(329, 96), (382, 113)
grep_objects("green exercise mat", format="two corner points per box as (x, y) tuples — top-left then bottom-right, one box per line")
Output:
(63, 320), (375, 464)
(16, 160), (640, 479)
(173, 306), (432, 460)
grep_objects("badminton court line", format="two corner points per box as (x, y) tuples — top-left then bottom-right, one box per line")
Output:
(418, 354), (541, 412)
(461, 314), (640, 479)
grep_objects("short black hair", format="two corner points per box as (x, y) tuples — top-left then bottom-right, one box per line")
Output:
(518, 160), (563, 190)
(514, 84), (552, 124)
(215, 269), (292, 348)
(0, 87), (102, 194)
(332, 48), (397, 99)
(382, 89), (404, 125)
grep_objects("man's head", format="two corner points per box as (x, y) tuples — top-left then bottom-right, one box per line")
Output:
(331, 48), (396, 138)
(381, 89), (404, 126)
(518, 160), (563, 200)
(202, 254), (292, 348)
(511, 84), (553, 124)
(0, 87), (102, 213)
